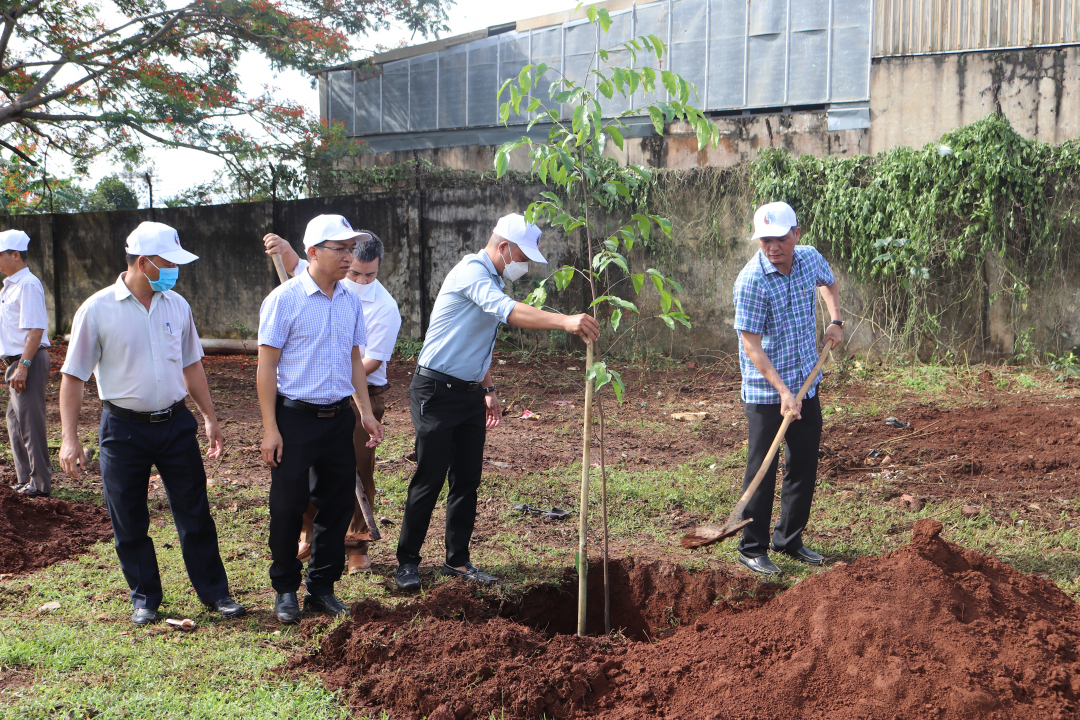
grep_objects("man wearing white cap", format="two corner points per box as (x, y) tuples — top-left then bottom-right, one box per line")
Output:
(732, 201), (844, 577)
(262, 228), (401, 575)
(394, 213), (600, 591)
(257, 214), (385, 623)
(0, 230), (52, 497)
(58, 222), (244, 626)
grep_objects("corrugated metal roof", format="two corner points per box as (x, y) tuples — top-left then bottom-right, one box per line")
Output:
(874, 0), (1080, 56)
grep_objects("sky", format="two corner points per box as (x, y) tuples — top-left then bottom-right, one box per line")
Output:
(104, 0), (585, 203)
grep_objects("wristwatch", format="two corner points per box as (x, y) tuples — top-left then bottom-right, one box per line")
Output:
(482, 385), (496, 394)
(829, 320), (845, 328)
(19, 358), (31, 368)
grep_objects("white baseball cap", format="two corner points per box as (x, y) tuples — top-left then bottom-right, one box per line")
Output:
(125, 222), (198, 264)
(303, 214), (371, 250)
(752, 201), (799, 240)
(493, 213), (547, 263)
(0, 230), (31, 252)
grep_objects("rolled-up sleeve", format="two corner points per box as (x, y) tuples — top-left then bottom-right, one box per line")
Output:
(811, 249), (836, 287)
(258, 289), (291, 348)
(19, 281), (48, 330)
(363, 301), (402, 362)
(181, 306), (204, 367)
(458, 262), (517, 322)
(60, 305), (100, 381)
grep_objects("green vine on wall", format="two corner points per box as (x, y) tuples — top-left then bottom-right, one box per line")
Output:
(749, 114), (1080, 355)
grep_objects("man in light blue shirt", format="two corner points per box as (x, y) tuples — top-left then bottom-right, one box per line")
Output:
(395, 214), (599, 591)
(732, 201), (843, 577)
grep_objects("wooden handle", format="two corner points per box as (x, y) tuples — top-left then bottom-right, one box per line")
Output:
(733, 339), (836, 509)
(271, 254), (289, 284)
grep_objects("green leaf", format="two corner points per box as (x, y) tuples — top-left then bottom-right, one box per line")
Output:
(598, 48), (609, 62)
(661, 70), (678, 99)
(524, 284), (547, 308)
(632, 273), (645, 294)
(694, 118), (711, 151)
(650, 273), (664, 293)
(589, 294), (615, 307)
(587, 5), (597, 24)
(609, 368), (625, 404)
(660, 314), (675, 330)
(587, 361), (611, 392)
(647, 34), (666, 58)
(608, 296), (639, 313)
(607, 125), (624, 150)
(526, 97), (541, 113)
(660, 288), (672, 313)
(647, 106), (665, 136)
(610, 307), (622, 332)
(610, 180), (631, 200)
(495, 149), (509, 177)
(499, 102), (510, 125)
(497, 77), (513, 102)
(553, 265), (575, 290)
(597, 8), (612, 32)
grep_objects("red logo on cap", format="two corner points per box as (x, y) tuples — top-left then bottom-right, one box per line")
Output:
(174, 232), (180, 246)
(764, 211), (776, 225)
(342, 217), (351, 229)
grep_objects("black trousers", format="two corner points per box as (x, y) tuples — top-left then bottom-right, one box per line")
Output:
(396, 374), (486, 568)
(267, 401), (356, 596)
(739, 394), (823, 557)
(98, 404), (229, 609)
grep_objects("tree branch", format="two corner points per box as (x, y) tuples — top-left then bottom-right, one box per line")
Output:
(0, 137), (36, 165)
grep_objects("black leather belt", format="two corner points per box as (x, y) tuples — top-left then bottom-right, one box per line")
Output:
(103, 399), (185, 423)
(367, 383), (390, 397)
(277, 394), (351, 418)
(415, 366), (481, 391)
(2, 355), (20, 367)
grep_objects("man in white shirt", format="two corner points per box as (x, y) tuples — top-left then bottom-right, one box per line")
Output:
(0, 230), (51, 498)
(263, 229), (402, 575)
(257, 214), (385, 624)
(58, 222), (244, 627)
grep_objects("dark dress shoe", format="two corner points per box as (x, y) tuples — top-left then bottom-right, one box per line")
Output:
(273, 592), (300, 624)
(442, 562), (498, 585)
(18, 485), (50, 498)
(395, 563), (421, 591)
(773, 545), (828, 566)
(206, 596), (246, 619)
(737, 553), (783, 577)
(131, 608), (159, 626)
(303, 593), (349, 617)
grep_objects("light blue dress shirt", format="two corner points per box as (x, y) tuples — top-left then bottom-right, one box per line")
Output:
(733, 245), (835, 404)
(417, 251), (518, 382)
(258, 270), (367, 404)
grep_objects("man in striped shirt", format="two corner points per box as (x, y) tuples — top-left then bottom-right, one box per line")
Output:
(732, 202), (844, 577)
(257, 214), (385, 623)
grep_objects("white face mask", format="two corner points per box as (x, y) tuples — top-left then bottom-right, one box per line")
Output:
(343, 278), (376, 298)
(501, 247), (529, 282)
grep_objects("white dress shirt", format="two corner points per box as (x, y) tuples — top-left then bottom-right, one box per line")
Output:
(258, 270), (367, 404)
(61, 274), (204, 412)
(0, 267), (50, 357)
(352, 279), (401, 387)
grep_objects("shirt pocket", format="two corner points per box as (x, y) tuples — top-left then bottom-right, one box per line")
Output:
(163, 322), (183, 365)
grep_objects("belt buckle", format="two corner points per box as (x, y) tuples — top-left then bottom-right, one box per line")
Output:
(318, 407), (337, 418)
(149, 409), (172, 423)
(467, 382), (479, 391)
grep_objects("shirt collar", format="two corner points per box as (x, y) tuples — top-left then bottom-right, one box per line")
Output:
(476, 250), (504, 288)
(756, 248), (801, 276)
(2, 267), (30, 287)
(113, 273), (134, 300)
(299, 266), (343, 299)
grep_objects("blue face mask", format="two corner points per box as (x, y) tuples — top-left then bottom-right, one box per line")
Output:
(145, 259), (178, 292)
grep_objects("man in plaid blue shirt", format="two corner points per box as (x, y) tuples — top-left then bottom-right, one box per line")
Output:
(732, 201), (844, 576)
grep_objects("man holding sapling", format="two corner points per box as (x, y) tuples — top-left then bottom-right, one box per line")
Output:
(732, 201), (844, 576)
(394, 213), (600, 591)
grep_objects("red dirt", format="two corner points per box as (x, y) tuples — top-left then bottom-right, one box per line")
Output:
(293, 520), (1080, 720)
(0, 485), (112, 574)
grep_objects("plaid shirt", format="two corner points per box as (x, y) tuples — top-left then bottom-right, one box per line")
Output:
(733, 245), (835, 404)
(258, 270), (367, 404)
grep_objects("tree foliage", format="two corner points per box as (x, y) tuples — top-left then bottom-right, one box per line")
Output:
(0, 0), (450, 190)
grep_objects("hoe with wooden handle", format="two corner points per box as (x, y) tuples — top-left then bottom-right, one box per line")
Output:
(681, 338), (836, 549)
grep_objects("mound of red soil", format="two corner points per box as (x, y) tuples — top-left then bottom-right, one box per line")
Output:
(294, 521), (1080, 719)
(0, 485), (113, 574)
